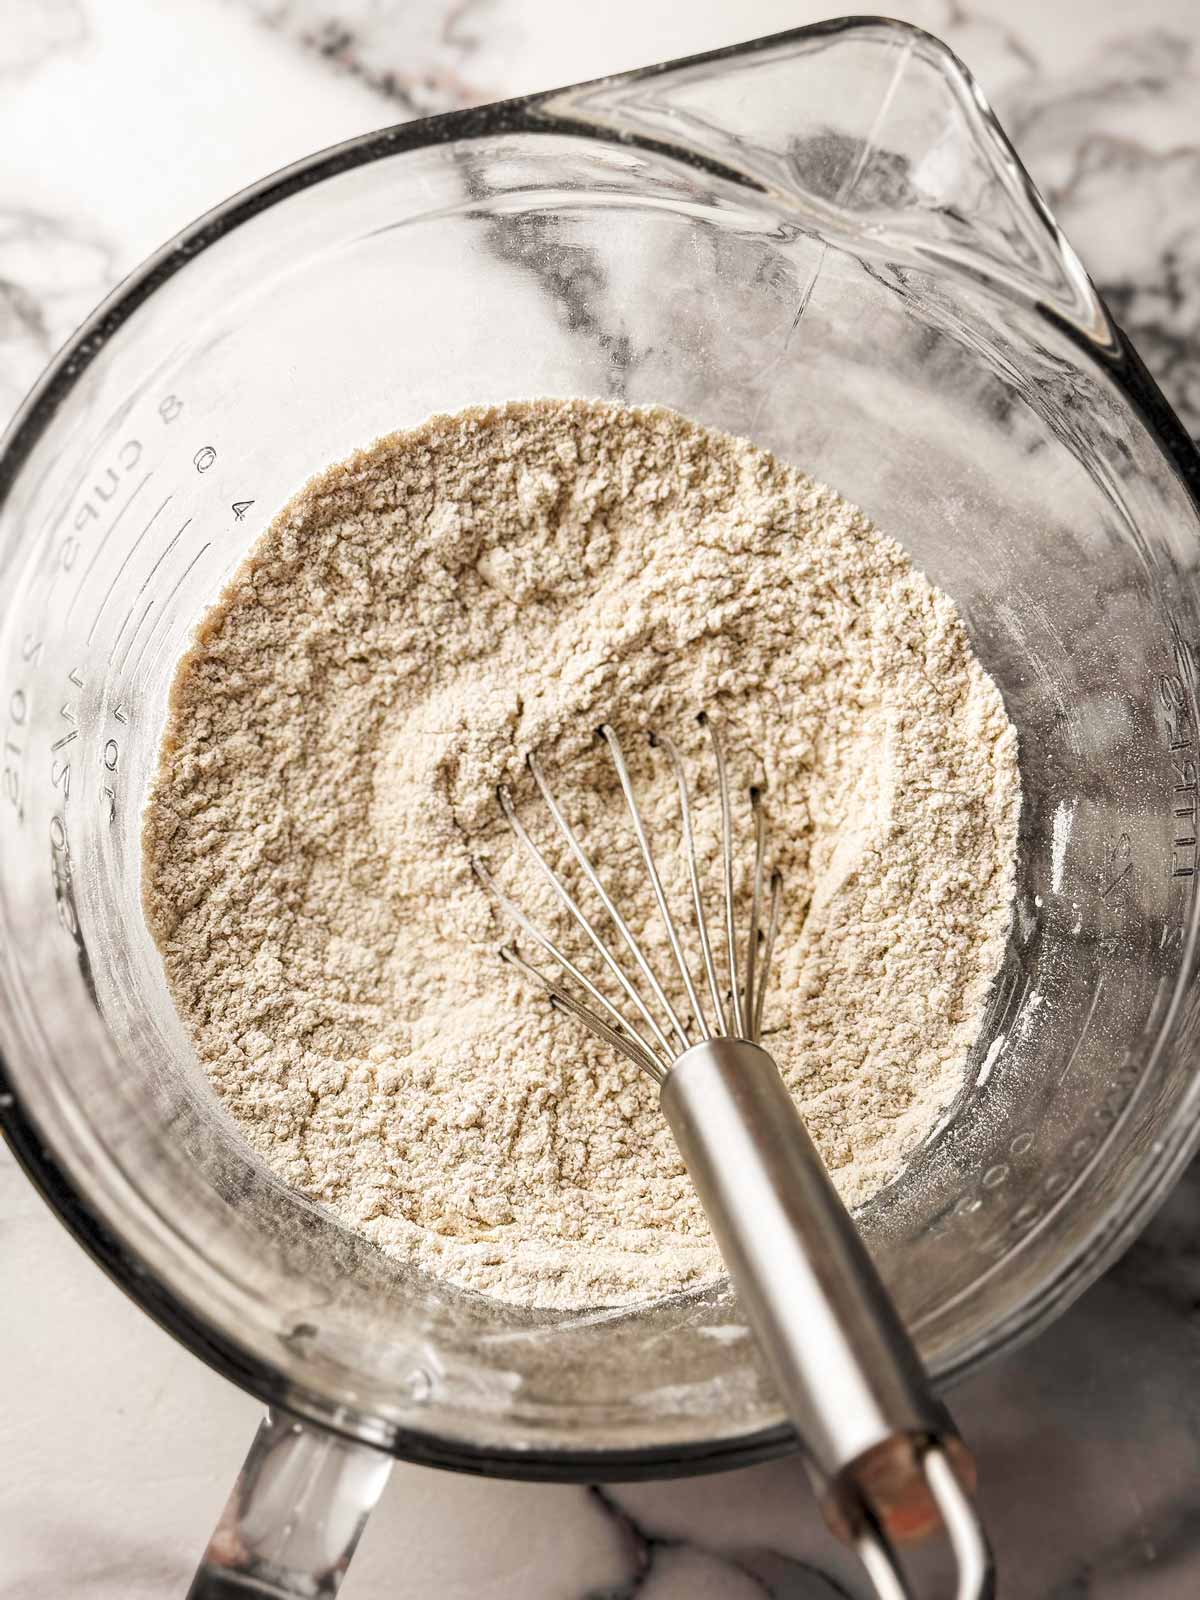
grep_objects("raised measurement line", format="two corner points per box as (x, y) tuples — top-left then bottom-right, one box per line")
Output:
(110, 516), (191, 651)
(67, 474), (154, 625)
(84, 487), (174, 644)
(114, 600), (155, 677)
(127, 542), (211, 679)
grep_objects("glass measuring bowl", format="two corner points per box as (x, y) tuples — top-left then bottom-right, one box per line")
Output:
(3, 14), (1200, 1588)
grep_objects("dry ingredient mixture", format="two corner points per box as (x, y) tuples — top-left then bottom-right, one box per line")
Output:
(143, 400), (1020, 1310)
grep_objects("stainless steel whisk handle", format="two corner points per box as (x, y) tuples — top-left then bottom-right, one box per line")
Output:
(661, 1038), (994, 1600)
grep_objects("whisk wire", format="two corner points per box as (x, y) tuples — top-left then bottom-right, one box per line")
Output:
(745, 788), (766, 1039)
(471, 858), (664, 1070)
(753, 870), (783, 1045)
(600, 724), (710, 1045)
(499, 944), (666, 1081)
(498, 783), (673, 1060)
(484, 716), (780, 1067)
(527, 750), (689, 1057)
(653, 731), (728, 1035)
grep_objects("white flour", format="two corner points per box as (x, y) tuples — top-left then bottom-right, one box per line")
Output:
(142, 400), (1020, 1309)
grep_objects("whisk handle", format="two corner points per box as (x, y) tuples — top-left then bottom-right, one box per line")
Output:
(661, 1038), (992, 1596)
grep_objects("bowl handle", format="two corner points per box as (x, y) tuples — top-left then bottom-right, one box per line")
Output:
(185, 1408), (392, 1599)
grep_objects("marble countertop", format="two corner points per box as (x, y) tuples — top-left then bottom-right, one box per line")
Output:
(4, 1), (1200, 1595)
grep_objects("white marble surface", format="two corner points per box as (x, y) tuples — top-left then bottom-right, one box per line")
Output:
(5, 1), (1200, 1595)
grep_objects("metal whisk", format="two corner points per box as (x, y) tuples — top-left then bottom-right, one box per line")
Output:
(474, 715), (994, 1600)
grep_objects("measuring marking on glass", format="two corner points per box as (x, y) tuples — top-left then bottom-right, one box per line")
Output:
(1099, 832), (1133, 901)
(84, 490), (175, 646)
(114, 601), (155, 678)
(125, 542), (212, 681)
(109, 516), (192, 654)
(1041, 977), (1104, 1099)
(65, 473), (154, 625)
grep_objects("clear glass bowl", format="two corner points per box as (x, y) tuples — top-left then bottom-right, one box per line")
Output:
(3, 17), (1200, 1487)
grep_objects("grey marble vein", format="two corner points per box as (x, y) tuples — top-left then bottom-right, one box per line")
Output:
(584, 1483), (857, 1599)
(993, 28), (1200, 441)
(234, 0), (499, 114)
(0, 207), (115, 421)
